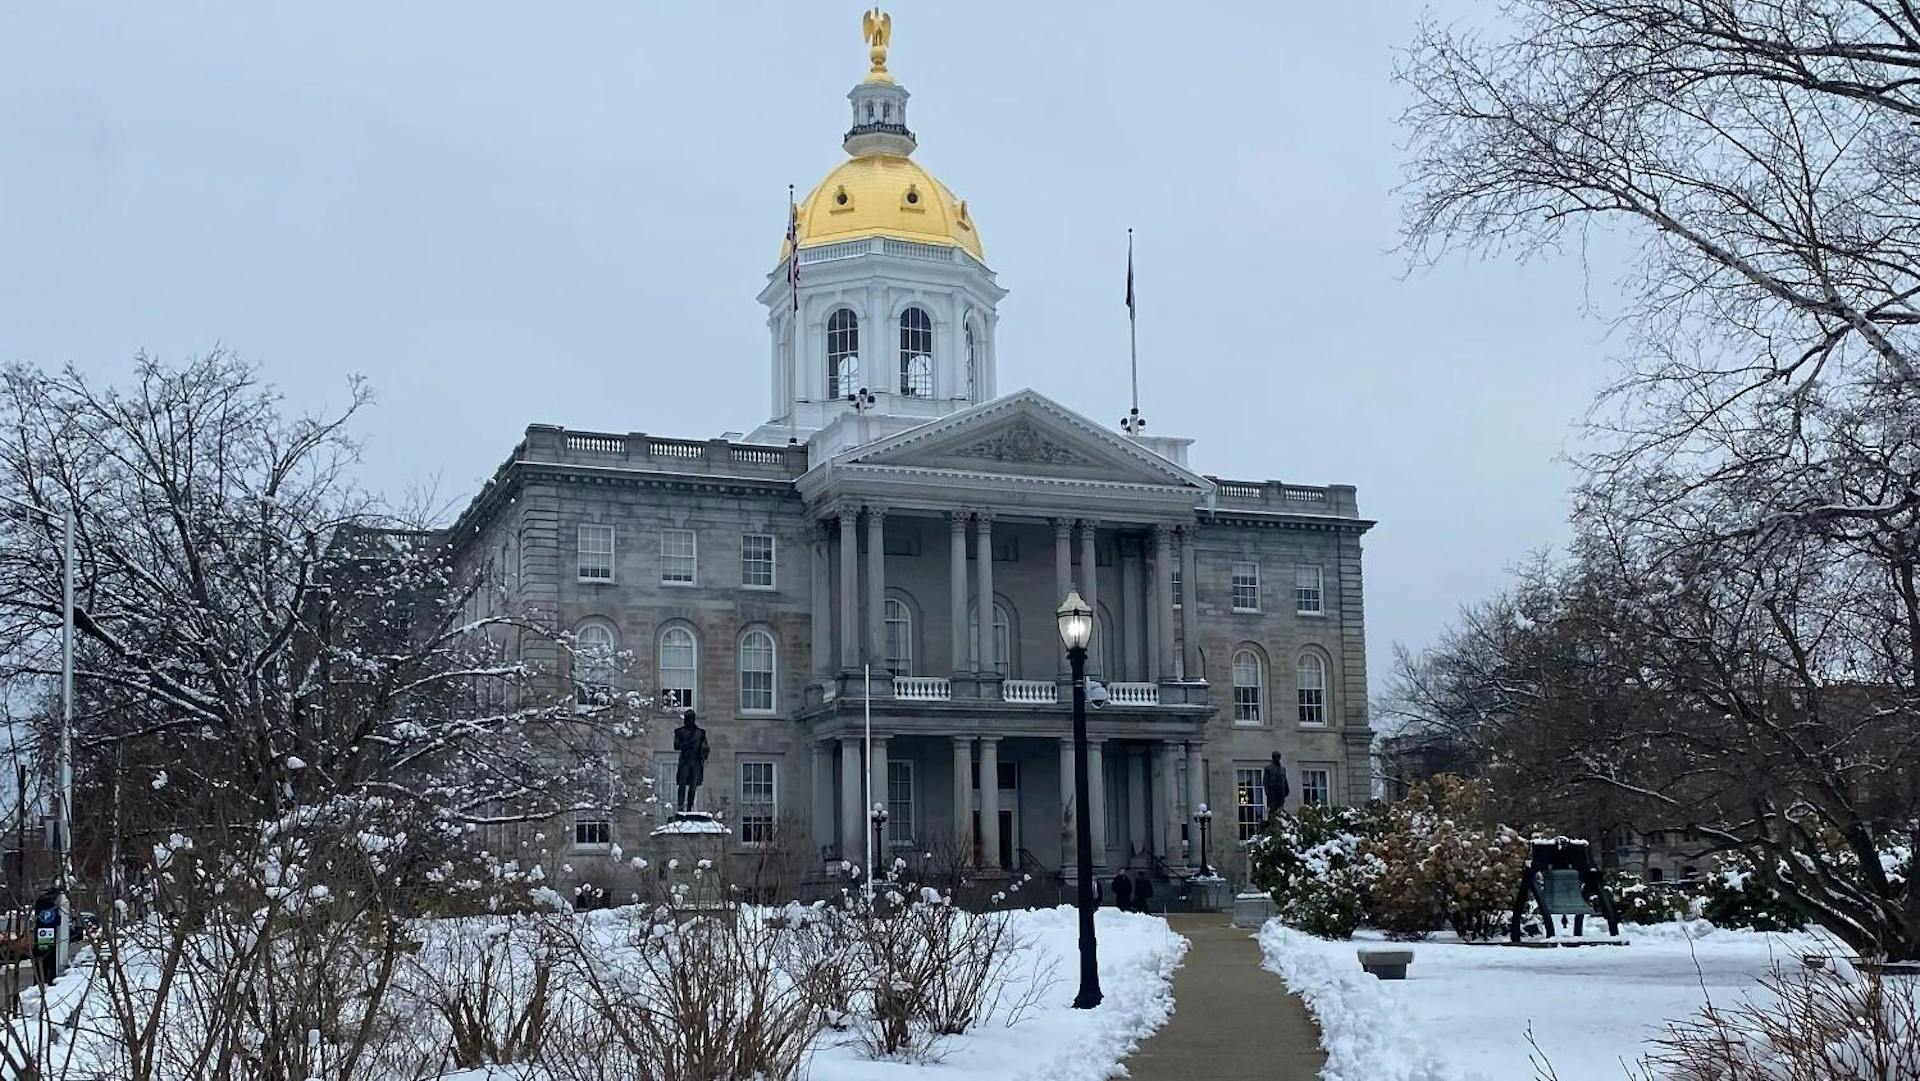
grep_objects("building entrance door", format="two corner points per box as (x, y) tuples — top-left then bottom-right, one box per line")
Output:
(971, 760), (1020, 869)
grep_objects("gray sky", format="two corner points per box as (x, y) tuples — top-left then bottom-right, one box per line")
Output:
(0, 1), (1618, 692)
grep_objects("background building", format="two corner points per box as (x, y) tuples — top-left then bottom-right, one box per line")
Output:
(448, 16), (1375, 899)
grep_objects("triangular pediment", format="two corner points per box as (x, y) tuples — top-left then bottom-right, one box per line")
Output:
(841, 390), (1209, 490)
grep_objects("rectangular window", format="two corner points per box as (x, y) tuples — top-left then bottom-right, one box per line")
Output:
(741, 533), (775, 589)
(577, 524), (614, 582)
(573, 817), (612, 848)
(738, 760), (776, 846)
(1301, 767), (1331, 807)
(1235, 767), (1268, 842)
(1296, 565), (1324, 614)
(1231, 561), (1260, 612)
(1172, 565), (1183, 608)
(888, 761), (914, 848)
(661, 528), (697, 585)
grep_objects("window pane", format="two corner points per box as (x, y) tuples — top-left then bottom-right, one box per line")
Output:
(1297, 655), (1325, 725)
(827, 310), (860, 399)
(1301, 768), (1331, 807)
(574, 818), (611, 847)
(741, 533), (775, 588)
(577, 624), (617, 687)
(739, 630), (775, 712)
(1235, 768), (1267, 842)
(739, 760), (776, 845)
(662, 529), (697, 584)
(1231, 561), (1259, 611)
(1231, 650), (1263, 723)
(968, 603), (1011, 676)
(899, 308), (934, 397)
(884, 598), (913, 674)
(888, 761), (914, 848)
(660, 627), (697, 709)
(1295, 565), (1324, 613)
(578, 524), (615, 580)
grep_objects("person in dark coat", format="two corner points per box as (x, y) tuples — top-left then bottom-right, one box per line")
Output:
(1131, 869), (1155, 914)
(1111, 871), (1134, 912)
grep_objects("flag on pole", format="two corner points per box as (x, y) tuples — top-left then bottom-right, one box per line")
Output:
(787, 186), (801, 312)
(1125, 228), (1135, 315)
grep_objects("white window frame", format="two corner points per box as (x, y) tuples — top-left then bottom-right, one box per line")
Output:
(884, 597), (914, 675)
(575, 622), (618, 688)
(740, 532), (776, 590)
(968, 600), (1013, 678)
(658, 625), (697, 710)
(1231, 561), (1260, 612)
(887, 760), (915, 849)
(1300, 766), (1332, 808)
(1297, 653), (1327, 726)
(738, 628), (777, 714)
(661, 528), (697, 586)
(572, 815), (612, 850)
(577, 523), (615, 582)
(1230, 648), (1264, 725)
(1295, 564), (1325, 615)
(737, 759), (777, 847)
(1234, 767), (1267, 842)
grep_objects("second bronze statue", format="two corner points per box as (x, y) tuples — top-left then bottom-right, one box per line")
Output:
(673, 710), (710, 813)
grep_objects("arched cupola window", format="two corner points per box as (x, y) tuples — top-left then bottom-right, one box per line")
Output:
(826, 309), (860, 399)
(963, 322), (978, 400)
(899, 307), (934, 398)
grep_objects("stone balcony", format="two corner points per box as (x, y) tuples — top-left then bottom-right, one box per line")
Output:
(1205, 478), (1360, 517)
(806, 671), (1211, 741)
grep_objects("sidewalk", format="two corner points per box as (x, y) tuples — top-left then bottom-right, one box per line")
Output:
(1125, 913), (1327, 1080)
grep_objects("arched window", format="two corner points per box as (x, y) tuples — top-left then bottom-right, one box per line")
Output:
(577, 623), (618, 689)
(659, 625), (697, 710)
(969, 600), (1014, 678)
(964, 323), (978, 400)
(1232, 648), (1265, 725)
(884, 598), (913, 675)
(738, 628), (776, 713)
(899, 307), (934, 397)
(1297, 653), (1327, 726)
(826, 309), (860, 399)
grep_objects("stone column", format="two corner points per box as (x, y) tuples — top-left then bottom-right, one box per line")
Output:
(1079, 520), (1101, 679)
(865, 505), (887, 669)
(1088, 739), (1108, 869)
(973, 513), (996, 678)
(810, 523), (831, 677)
(951, 737), (974, 865)
(1120, 539), (1143, 682)
(1126, 748), (1148, 863)
(1179, 526), (1200, 682)
(1155, 741), (1179, 863)
(812, 742), (834, 861)
(1053, 518), (1073, 681)
(839, 736), (863, 866)
(869, 736), (890, 866)
(1058, 738), (1077, 878)
(948, 512), (970, 677)
(979, 736), (1002, 870)
(1153, 524), (1177, 681)
(1186, 743), (1205, 870)
(838, 510), (859, 670)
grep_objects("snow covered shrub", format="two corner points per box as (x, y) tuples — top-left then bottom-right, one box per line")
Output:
(398, 914), (558, 1069)
(1366, 776), (1531, 942)
(1699, 852), (1806, 932)
(1248, 804), (1385, 940)
(1609, 872), (1689, 925)
(1629, 964), (1919, 1081)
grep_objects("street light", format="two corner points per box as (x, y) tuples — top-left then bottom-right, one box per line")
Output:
(1055, 589), (1101, 1009)
(869, 802), (890, 895)
(1193, 803), (1215, 878)
(0, 494), (74, 979)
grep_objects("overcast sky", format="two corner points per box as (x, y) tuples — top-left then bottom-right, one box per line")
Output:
(0, 1), (1620, 693)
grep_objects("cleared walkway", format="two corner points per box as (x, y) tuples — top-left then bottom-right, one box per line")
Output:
(1125, 913), (1328, 1080)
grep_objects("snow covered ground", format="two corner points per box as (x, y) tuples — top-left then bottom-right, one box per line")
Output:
(807, 906), (1186, 1081)
(1260, 920), (1832, 1081)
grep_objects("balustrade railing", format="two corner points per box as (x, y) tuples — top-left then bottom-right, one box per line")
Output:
(1002, 679), (1058, 705)
(1105, 682), (1160, 706)
(893, 676), (951, 702)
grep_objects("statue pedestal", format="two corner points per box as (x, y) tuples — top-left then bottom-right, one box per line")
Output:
(648, 812), (731, 911)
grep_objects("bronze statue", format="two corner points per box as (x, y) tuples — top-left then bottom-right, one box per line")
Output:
(1261, 751), (1290, 822)
(862, 7), (892, 77)
(672, 710), (710, 813)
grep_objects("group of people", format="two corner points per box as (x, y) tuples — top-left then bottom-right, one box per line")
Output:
(1109, 868), (1157, 913)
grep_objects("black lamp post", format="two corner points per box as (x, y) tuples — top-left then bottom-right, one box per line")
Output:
(1193, 803), (1215, 878)
(870, 802), (890, 887)
(1057, 590), (1102, 1010)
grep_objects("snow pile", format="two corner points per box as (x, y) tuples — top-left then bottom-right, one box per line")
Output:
(809, 906), (1187, 1081)
(1260, 919), (1829, 1081)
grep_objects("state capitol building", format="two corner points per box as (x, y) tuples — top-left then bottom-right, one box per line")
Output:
(447, 15), (1376, 896)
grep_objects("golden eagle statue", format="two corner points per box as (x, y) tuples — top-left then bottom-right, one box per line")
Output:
(862, 8), (892, 78)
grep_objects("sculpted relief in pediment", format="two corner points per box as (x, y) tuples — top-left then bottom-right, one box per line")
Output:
(945, 421), (1095, 467)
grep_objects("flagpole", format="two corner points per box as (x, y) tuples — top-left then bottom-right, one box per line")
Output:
(863, 662), (873, 903)
(788, 184), (800, 445)
(1128, 228), (1139, 419)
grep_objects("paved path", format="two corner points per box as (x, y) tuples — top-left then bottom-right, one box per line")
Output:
(1125, 913), (1328, 1080)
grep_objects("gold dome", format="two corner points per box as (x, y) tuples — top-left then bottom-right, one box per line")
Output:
(787, 154), (983, 261)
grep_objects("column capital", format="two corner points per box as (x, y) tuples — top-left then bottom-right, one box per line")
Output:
(1077, 517), (1101, 530)
(947, 509), (970, 529)
(864, 503), (889, 521)
(1153, 521), (1176, 540)
(1052, 517), (1074, 535)
(978, 734), (1003, 744)
(832, 500), (862, 523)
(973, 509), (996, 526)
